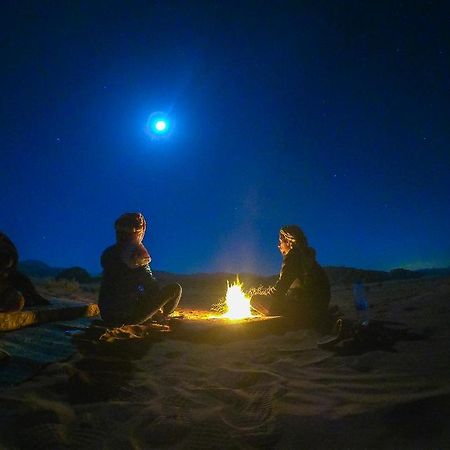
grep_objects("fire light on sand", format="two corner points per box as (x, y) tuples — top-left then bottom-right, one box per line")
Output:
(221, 278), (255, 320)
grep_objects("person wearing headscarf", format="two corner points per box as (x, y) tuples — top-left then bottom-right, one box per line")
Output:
(98, 212), (182, 327)
(0, 232), (49, 312)
(250, 225), (330, 329)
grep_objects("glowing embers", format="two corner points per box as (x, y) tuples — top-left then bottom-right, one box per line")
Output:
(221, 277), (255, 320)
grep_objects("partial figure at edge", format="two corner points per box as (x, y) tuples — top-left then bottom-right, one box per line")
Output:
(0, 232), (49, 313)
(98, 212), (182, 327)
(251, 225), (330, 330)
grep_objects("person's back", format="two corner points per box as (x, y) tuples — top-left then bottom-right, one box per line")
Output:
(99, 243), (159, 325)
(98, 213), (182, 327)
(282, 246), (330, 324)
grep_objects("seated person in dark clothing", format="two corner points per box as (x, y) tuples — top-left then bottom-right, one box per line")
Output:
(0, 231), (49, 312)
(251, 225), (330, 329)
(98, 212), (182, 327)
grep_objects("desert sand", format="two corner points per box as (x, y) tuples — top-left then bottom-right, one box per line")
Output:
(0, 276), (449, 449)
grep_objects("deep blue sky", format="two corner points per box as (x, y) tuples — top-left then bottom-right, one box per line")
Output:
(1, 1), (449, 275)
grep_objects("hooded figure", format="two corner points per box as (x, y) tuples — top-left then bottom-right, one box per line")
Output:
(0, 232), (49, 312)
(98, 213), (182, 327)
(250, 225), (330, 329)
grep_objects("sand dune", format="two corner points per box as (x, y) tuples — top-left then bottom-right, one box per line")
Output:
(0, 276), (449, 449)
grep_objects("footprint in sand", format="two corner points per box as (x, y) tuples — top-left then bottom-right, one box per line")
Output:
(18, 423), (69, 450)
(206, 386), (248, 407)
(250, 351), (278, 364)
(182, 417), (233, 449)
(213, 367), (280, 389)
(133, 411), (191, 447)
(220, 387), (274, 429)
(116, 383), (159, 402)
(165, 387), (218, 409)
(218, 385), (282, 448)
(67, 414), (114, 450)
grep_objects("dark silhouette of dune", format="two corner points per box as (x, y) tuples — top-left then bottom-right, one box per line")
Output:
(19, 259), (450, 287)
(18, 260), (64, 278)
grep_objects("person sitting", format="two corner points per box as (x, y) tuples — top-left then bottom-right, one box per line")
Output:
(250, 225), (330, 329)
(0, 231), (49, 313)
(98, 212), (182, 327)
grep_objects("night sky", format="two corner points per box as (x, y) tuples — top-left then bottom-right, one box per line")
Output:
(1, 1), (449, 275)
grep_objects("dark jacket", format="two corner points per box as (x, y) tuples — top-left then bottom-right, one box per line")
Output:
(269, 247), (329, 297)
(98, 244), (160, 325)
(265, 247), (330, 322)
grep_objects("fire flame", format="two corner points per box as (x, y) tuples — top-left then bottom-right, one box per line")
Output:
(222, 278), (254, 320)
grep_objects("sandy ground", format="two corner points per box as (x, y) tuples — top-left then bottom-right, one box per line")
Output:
(0, 276), (449, 449)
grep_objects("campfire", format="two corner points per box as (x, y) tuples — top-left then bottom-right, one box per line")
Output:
(177, 277), (261, 322)
(220, 277), (256, 320)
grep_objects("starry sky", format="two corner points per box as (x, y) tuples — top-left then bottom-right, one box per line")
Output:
(1, 0), (449, 275)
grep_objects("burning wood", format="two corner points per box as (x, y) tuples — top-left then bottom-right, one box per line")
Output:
(212, 277), (257, 320)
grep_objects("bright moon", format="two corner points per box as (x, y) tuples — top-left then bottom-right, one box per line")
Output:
(146, 112), (172, 139)
(155, 120), (167, 132)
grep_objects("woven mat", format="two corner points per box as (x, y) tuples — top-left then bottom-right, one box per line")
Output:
(0, 317), (95, 389)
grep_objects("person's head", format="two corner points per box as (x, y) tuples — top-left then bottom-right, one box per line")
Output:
(114, 212), (147, 244)
(278, 225), (308, 256)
